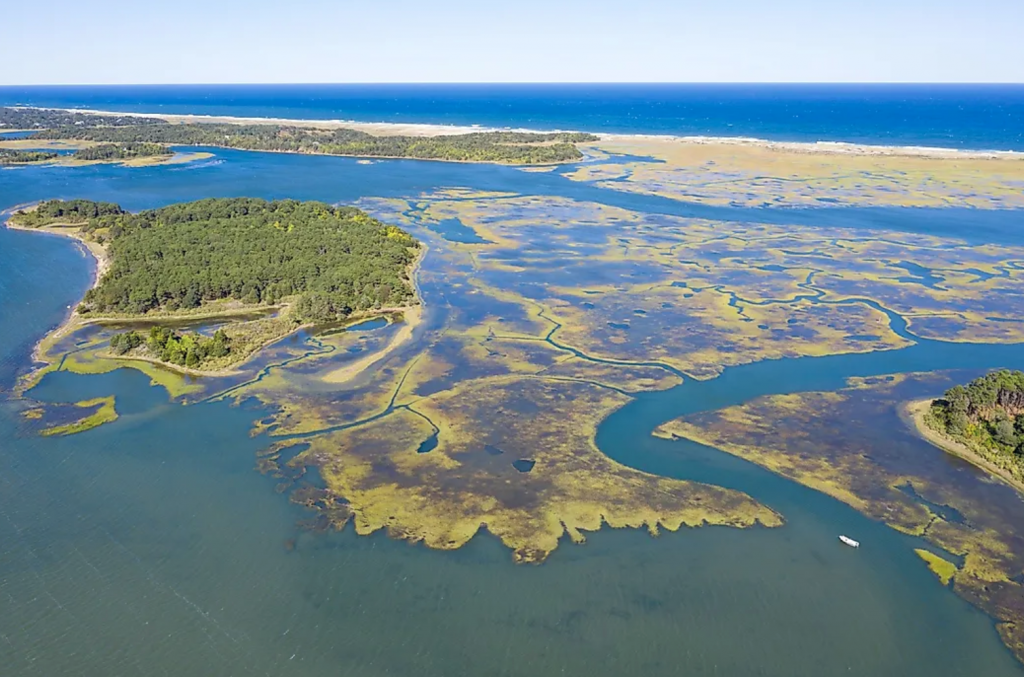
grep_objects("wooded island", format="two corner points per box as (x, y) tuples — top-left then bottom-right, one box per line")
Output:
(9, 198), (421, 371)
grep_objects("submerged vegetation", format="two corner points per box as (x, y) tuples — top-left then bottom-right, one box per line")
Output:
(1, 106), (598, 164)
(924, 370), (1024, 484)
(38, 396), (118, 437)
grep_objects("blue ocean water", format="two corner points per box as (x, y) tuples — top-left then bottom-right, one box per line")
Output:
(2, 83), (1024, 150)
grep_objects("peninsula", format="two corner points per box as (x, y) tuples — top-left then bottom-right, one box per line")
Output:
(1, 107), (597, 164)
(8, 198), (421, 373)
(911, 370), (1024, 494)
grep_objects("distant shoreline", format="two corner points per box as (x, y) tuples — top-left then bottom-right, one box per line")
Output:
(13, 105), (1024, 161)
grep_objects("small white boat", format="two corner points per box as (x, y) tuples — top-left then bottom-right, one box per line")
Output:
(839, 535), (860, 548)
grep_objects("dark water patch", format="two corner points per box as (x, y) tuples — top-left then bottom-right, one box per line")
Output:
(897, 482), (967, 525)
(581, 302), (595, 309)
(299, 465), (328, 491)
(758, 264), (787, 272)
(274, 441), (312, 467)
(894, 261), (945, 289)
(848, 334), (881, 342)
(964, 267), (1005, 282)
(315, 315), (390, 337)
(29, 368), (169, 416)
(608, 322), (630, 331)
(417, 432), (439, 454)
(430, 218), (490, 244)
(633, 309), (647, 316)
(485, 444), (504, 456)
(512, 459), (536, 473)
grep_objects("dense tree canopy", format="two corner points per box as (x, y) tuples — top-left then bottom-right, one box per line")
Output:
(1, 106), (598, 165)
(0, 107), (164, 129)
(11, 199), (125, 225)
(0, 148), (58, 164)
(111, 327), (231, 368)
(927, 370), (1024, 480)
(39, 124), (595, 163)
(11, 198), (420, 322)
(75, 142), (168, 161)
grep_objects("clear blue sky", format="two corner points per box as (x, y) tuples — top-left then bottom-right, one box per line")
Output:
(3, 0), (1021, 84)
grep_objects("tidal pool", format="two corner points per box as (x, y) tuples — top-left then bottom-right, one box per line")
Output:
(3, 144), (1024, 676)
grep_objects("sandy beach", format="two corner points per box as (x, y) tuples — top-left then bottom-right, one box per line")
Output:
(903, 399), (1024, 497)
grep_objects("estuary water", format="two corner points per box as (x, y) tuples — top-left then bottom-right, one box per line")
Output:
(3, 92), (1024, 676)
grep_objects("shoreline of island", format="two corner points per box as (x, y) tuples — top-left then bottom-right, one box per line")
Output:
(903, 398), (1024, 497)
(3, 217), (111, 365)
(16, 105), (1024, 161)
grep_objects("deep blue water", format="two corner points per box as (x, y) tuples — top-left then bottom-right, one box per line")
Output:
(2, 83), (1024, 151)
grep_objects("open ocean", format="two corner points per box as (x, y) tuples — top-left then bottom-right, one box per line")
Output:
(2, 83), (1024, 150)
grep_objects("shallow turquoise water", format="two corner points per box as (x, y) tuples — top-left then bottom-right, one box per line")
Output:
(2, 148), (1024, 676)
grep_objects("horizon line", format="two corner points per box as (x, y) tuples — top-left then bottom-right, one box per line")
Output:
(2, 82), (1024, 88)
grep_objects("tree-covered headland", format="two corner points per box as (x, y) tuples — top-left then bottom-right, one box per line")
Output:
(1, 107), (598, 164)
(74, 142), (168, 161)
(12, 199), (125, 225)
(0, 148), (59, 164)
(10, 198), (421, 370)
(925, 370), (1024, 483)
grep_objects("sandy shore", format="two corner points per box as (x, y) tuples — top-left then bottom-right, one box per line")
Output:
(595, 133), (1024, 160)
(322, 245), (428, 384)
(321, 305), (423, 384)
(4, 218), (111, 363)
(19, 105), (1024, 160)
(903, 399), (1024, 496)
(36, 107), (497, 138)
